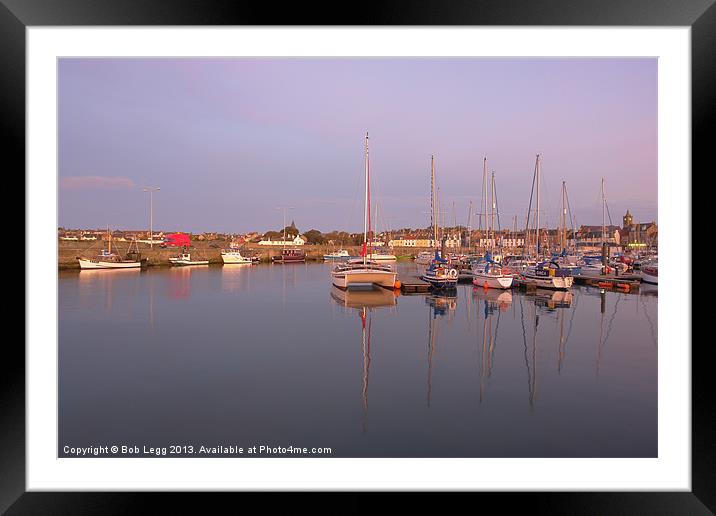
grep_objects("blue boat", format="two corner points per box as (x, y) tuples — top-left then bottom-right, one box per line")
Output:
(420, 250), (458, 290)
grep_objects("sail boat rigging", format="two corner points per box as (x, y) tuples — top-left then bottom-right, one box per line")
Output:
(420, 155), (458, 290)
(471, 160), (513, 289)
(331, 133), (397, 289)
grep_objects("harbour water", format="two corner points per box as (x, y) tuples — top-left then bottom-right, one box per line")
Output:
(59, 262), (657, 458)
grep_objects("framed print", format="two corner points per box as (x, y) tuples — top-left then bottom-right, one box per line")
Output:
(5, 0), (710, 513)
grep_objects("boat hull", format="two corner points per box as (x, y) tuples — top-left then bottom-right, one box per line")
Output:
(420, 274), (458, 290)
(472, 273), (514, 289)
(641, 266), (658, 285)
(520, 274), (574, 290)
(78, 258), (142, 269)
(331, 269), (397, 289)
(170, 259), (209, 266)
(221, 254), (252, 264)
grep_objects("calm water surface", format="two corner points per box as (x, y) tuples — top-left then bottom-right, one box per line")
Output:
(59, 262), (657, 457)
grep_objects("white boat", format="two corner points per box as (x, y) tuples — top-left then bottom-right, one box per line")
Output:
(77, 230), (144, 269)
(221, 249), (253, 264)
(323, 249), (352, 261)
(472, 261), (514, 289)
(78, 250), (143, 269)
(170, 252), (209, 266)
(521, 261), (574, 290)
(641, 261), (658, 285)
(368, 249), (397, 261)
(415, 251), (434, 265)
(331, 133), (396, 290)
(419, 156), (458, 290)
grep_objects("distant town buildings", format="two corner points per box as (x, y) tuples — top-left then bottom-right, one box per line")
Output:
(257, 234), (306, 246)
(58, 209), (656, 252)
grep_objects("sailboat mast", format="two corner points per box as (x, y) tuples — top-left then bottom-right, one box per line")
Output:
(536, 154), (541, 256)
(601, 178), (606, 246)
(483, 157), (488, 248)
(561, 181), (566, 251)
(431, 155), (437, 248)
(364, 132), (370, 265)
(490, 171), (495, 248)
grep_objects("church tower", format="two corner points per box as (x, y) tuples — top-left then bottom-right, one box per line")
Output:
(623, 209), (633, 229)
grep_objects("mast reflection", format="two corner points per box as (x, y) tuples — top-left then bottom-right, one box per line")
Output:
(425, 293), (457, 407)
(330, 285), (397, 432)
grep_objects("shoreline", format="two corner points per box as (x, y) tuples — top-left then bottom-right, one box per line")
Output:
(58, 241), (424, 270)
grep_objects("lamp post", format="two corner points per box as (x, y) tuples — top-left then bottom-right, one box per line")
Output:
(143, 187), (160, 248)
(275, 206), (294, 246)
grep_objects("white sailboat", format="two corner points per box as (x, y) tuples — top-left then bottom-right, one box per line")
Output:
(520, 155), (574, 290)
(420, 155), (458, 290)
(472, 162), (513, 289)
(331, 133), (397, 290)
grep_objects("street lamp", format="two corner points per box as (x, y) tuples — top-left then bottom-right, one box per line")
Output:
(275, 206), (294, 245)
(142, 187), (160, 248)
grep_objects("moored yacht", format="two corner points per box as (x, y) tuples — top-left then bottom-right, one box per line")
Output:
(520, 260), (574, 290)
(330, 133), (397, 290)
(221, 249), (253, 264)
(472, 252), (513, 289)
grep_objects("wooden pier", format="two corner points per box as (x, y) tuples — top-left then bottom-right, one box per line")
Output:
(397, 275), (431, 294)
(573, 274), (641, 292)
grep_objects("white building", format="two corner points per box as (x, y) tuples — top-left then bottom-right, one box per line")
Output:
(258, 235), (306, 246)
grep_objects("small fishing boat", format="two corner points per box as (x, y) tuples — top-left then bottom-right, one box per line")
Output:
(272, 248), (306, 263)
(77, 230), (145, 269)
(323, 249), (352, 261)
(472, 251), (513, 289)
(169, 252), (209, 266)
(640, 261), (658, 285)
(330, 133), (397, 290)
(221, 249), (253, 264)
(520, 260), (574, 290)
(78, 249), (144, 269)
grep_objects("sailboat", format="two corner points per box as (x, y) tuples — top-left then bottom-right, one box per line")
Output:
(77, 228), (145, 269)
(576, 179), (612, 278)
(471, 163), (513, 289)
(331, 133), (397, 290)
(420, 155), (458, 290)
(520, 155), (574, 290)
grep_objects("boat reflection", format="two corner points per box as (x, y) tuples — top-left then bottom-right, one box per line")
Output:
(77, 267), (140, 312)
(330, 285), (397, 309)
(524, 288), (573, 310)
(220, 262), (252, 292)
(425, 293), (457, 406)
(329, 285), (397, 432)
(472, 287), (512, 313)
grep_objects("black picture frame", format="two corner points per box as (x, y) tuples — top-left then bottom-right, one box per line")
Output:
(5, 1), (708, 513)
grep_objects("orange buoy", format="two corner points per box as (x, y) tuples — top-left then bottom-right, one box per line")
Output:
(483, 281), (489, 290)
(394, 280), (402, 289)
(598, 281), (612, 289)
(616, 283), (631, 291)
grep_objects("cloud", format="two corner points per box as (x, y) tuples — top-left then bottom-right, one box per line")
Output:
(60, 176), (135, 190)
